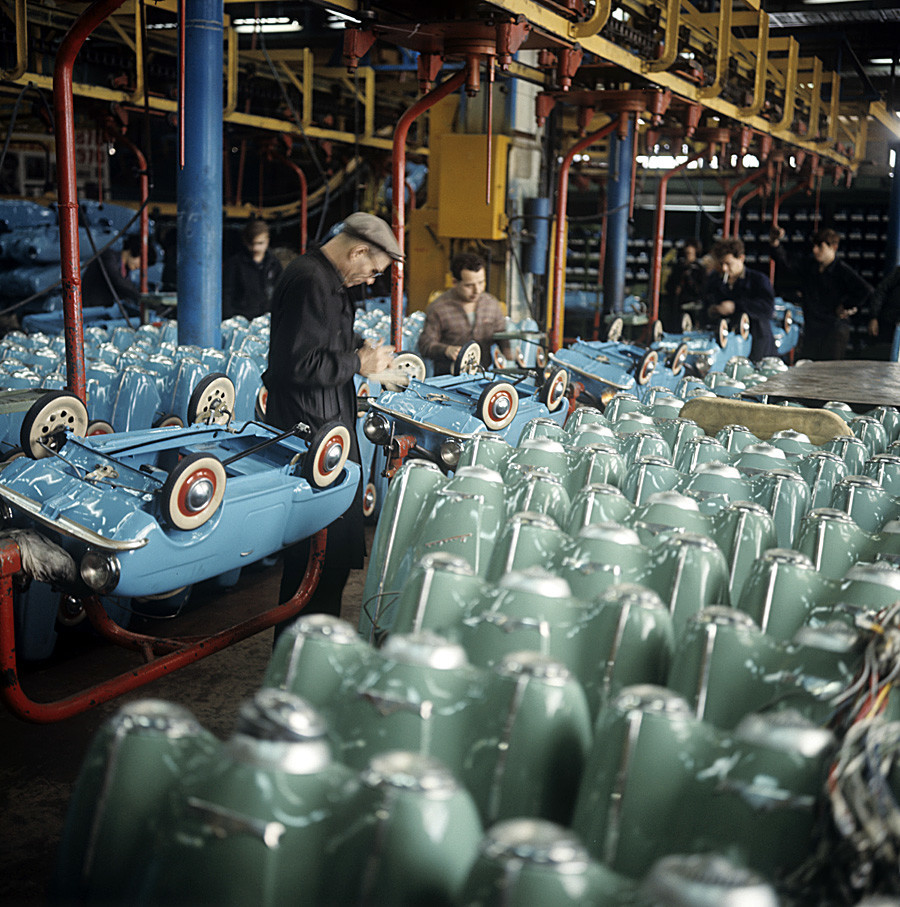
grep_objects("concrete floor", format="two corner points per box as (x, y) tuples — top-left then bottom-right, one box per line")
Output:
(0, 536), (371, 906)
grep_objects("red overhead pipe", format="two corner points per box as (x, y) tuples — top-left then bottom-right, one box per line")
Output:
(105, 120), (150, 293)
(550, 114), (624, 352)
(391, 67), (468, 351)
(648, 145), (712, 321)
(54, 0), (128, 403)
(733, 184), (763, 237)
(769, 178), (810, 282)
(723, 165), (768, 239)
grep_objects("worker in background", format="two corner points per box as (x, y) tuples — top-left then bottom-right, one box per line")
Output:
(770, 226), (872, 360)
(867, 265), (900, 360)
(263, 211), (398, 634)
(664, 238), (705, 331)
(418, 252), (512, 373)
(81, 234), (155, 309)
(704, 237), (776, 363)
(222, 219), (283, 320)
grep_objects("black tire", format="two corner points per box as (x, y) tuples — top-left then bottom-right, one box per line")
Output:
(476, 381), (519, 430)
(538, 366), (569, 413)
(86, 419), (115, 437)
(669, 343), (689, 376)
(302, 421), (351, 489)
(452, 341), (482, 376)
(606, 317), (624, 342)
(187, 373), (235, 425)
(716, 318), (729, 349)
(160, 452), (226, 530)
(636, 350), (658, 386)
(153, 413), (184, 429)
(20, 390), (89, 459)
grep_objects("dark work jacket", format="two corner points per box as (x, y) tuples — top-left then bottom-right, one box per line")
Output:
(869, 266), (900, 331)
(771, 245), (872, 338)
(703, 266), (776, 362)
(222, 248), (282, 320)
(262, 248), (364, 565)
(81, 247), (140, 309)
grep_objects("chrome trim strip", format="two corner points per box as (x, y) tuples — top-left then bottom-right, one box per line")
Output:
(367, 399), (478, 441)
(548, 355), (631, 390)
(0, 485), (148, 551)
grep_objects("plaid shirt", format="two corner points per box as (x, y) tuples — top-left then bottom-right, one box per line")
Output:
(418, 290), (508, 374)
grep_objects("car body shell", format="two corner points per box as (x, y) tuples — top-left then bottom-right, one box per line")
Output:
(0, 421), (359, 598)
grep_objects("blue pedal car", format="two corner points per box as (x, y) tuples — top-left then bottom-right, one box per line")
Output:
(0, 385), (359, 599)
(361, 344), (569, 474)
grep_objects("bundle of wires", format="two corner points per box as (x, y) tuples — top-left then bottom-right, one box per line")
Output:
(787, 601), (900, 902)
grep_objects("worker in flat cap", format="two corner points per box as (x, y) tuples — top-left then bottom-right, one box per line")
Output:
(263, 212), (400, 634)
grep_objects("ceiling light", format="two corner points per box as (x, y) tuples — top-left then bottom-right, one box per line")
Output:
(869, 58), (896, 65)
(327, 11), (362, 28)
(802, 0), (870, 4)
(233, 17), (301, 34)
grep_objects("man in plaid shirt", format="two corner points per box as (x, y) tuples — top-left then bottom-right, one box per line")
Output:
(418, 252), (511, 374)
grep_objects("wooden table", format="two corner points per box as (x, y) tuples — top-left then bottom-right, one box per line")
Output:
(745, 360), (900, 409)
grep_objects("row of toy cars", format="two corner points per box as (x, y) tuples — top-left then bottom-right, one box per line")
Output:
(0, 198), (164, 315)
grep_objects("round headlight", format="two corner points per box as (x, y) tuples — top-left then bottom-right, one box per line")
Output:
(439, 438), (463, 468)
(363, 411), (392, 445)
(80, 549), (120, 594)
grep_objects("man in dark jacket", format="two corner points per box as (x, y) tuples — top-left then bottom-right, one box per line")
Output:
(264, 212), (398, 629)
(867, 265), (900, 359)
(704, 237), (776, 363)
(770, 226), (872, 360)
(81, 234), (155, 310)
(222, 219), (282, 320)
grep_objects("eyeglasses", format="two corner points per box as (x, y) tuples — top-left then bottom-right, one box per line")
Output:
(368, 251), (389, 279)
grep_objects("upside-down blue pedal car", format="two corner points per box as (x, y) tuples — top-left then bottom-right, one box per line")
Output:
(0, 377), (359, 599)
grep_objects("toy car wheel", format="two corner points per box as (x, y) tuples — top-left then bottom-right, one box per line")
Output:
(783, 309), (793, 331)
(153, 413), (184, 429)
(357, 382), (370, 418)
(86, 419), (115, 437)
(650, 319), (665, 343)
(535, 346), (547, 368)
(492, 347), (507, 369)
(606, 317), (624, 342)
(681, 312), (694, 333)
(539, 366), (569, 413)
(0, 446), (25, 468)
(452, 341), (482, 376)
(160, 452), (226, 530)
(20, 390), (89, 459)
(384, 352), (427, 391)
(477, 381), (519, 431)
(739, 312), (751, 339)
(669, 343), (689, 375)
(716, 318), (729, 349)
(636, 350), (658, 385)
(363, 481), (377, 519)
(254, 386), (268, 421)
(188, 373), (235, 425)
(302, 421), (351, 488)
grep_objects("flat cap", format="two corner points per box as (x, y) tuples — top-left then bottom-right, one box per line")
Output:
(340, 212), (404, 261)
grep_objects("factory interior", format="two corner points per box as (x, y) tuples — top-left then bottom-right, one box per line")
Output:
(3, 0), (900, 904)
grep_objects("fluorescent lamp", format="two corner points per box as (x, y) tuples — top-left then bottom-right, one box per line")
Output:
(869, 58), (896, 65)
(327, 11), (362, 28)
(233, 17), (301, 34)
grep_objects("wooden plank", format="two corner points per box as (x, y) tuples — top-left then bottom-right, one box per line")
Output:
(680, 397), (853, 445)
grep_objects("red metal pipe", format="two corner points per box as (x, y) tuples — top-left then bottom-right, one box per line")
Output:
(733, 184), (763, 237)
(105, 122), (150, 293)
(550, 115), (623, 352)
(54, 0), (128, 403)
(723, 165), (768, 239)
(391, 68), (468, 351)
(269, 151), (308, 253)
(0, 531), (326, 723)
(648, 146), (710, 321)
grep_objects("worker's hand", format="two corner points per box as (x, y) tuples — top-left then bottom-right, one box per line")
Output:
(358, 340), (395, 377)
(769, 226), (785, 246)
(869, 317), (880, 337)
(445, 345), (462, 362)
(836, 305), (857, 320)
(712, 300), (736, 316)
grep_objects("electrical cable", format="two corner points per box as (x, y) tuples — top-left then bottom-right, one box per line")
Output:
(0, 82), (55, 182)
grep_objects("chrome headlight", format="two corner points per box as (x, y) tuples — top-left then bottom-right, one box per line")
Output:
(80, 549), (120, 594)
(0, 501), (14, 527)
(439, 438), (463, 468)
(363, 411), (392, 445)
